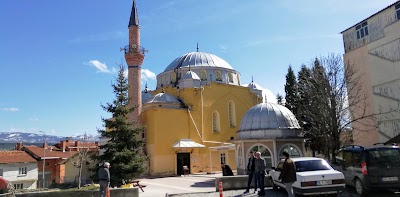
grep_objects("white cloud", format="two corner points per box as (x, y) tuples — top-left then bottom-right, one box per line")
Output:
(1, 107), (19, 112)
(141, 69), (156, 81)
(89, 60), (114, 73)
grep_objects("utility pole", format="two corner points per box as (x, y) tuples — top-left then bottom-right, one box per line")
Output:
(39, 131), (46, 189)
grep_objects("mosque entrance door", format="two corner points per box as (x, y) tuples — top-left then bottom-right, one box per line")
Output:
(177, 153), (190, 175)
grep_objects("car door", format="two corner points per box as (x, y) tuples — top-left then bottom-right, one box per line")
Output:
(273, 162), (285, 187)
(342, 150), (355, 186)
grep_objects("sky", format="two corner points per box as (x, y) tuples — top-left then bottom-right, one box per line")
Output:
(0, 0), (398, 137)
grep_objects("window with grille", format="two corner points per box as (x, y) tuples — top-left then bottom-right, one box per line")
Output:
(212, 111), (220, 133)
(14, 183), (23, 189)
(356, 21), (368, 39)
(228, 101), (236, 127)
(0, 169), (3, 177)
(220, 153), (226, 164)
(18, 167), (27, 175)
(396, 4), (400, 20)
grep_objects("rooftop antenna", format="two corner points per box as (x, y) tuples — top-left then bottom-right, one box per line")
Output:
(196, 43), (199, 52)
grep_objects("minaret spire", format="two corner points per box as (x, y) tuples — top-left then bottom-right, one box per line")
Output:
(129, 0), (139, 26)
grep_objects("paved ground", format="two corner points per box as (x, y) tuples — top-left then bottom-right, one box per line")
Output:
(136, 173), (399, 197)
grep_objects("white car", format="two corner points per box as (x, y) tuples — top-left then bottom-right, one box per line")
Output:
(269, 157), (345, 196)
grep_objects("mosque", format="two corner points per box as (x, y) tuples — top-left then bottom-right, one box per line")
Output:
(123, 0), (305, 176)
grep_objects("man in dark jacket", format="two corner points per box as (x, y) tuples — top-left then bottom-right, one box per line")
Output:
(221, 162), (234, 176)
(254, 152), (266, 196)
(244, 151), (257, 194)
(98, 162), (111, 197)
(278, 152), (297, 197)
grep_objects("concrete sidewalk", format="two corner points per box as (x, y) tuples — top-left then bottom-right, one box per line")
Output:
(167, 188), (287, 197)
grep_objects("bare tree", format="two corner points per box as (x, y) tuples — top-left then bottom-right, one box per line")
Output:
(298, 54), (399, 161)
(73, 133), (90, 189)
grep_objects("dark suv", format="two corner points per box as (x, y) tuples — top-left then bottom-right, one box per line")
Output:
(331, 143), (400, 196)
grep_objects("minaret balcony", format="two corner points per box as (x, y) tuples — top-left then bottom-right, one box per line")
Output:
(122, 44), (147, 55)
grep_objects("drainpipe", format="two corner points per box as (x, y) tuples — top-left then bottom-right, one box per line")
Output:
(201, 86), (204, 139)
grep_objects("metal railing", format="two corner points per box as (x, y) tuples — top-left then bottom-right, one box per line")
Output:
(121, 45), (148, 55)
(0, 192), (14, 197)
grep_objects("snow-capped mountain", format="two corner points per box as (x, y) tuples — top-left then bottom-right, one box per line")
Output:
(0, 132), (99, 144)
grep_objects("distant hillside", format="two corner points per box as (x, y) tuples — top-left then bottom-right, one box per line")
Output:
(0, 143), (42, 150)
(0, 132), (99, 144)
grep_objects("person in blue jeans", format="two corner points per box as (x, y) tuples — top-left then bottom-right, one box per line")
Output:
(244, 151), (257, 194)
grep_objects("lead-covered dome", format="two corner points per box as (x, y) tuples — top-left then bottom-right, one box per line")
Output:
(147, 93), (180, 104)
(239, 103), (300, 131)
(164, 52), (233, 72)
(237, 103), (302, 140)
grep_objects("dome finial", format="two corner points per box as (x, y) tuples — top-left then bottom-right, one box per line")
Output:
(144, 82), (148, 93)
(196, 43), (199, 52)
(252, 75), (254, 83)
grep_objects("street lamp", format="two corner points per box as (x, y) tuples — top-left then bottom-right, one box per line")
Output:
(39, 131), (46, 189)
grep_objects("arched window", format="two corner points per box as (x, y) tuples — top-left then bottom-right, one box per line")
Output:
(212, 111), (220, 133)
(228, 73), (234, 83)
(278, 144), (302, 161)
(200, 70), (207, 81)
(237, 145), (243, 168)
(248, 144), (273, 169)
(228, 101), (236, 127)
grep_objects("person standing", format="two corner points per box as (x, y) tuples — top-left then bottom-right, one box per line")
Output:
(221, 162), (234, 176)
(244, 151), (257, 194)
(98, 162), (111, 197)
(278, 152), (297, 197)
(254, 152), (266, 196)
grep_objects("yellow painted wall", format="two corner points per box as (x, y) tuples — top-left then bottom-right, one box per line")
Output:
(142, 82), (260, 176)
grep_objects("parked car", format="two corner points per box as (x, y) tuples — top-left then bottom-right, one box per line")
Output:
(331, 143), (400, 196)
(269, 157), (345, 196)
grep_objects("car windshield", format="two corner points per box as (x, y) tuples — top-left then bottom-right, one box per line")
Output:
(295, 160), (332, 172)
(367, 148), (400, 167)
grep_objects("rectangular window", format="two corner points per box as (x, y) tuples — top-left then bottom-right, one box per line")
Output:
(18, 167), (27, 175)
(13, 183), (23, 190)
(0, 169), (3, 176)
(396, 4), (400, 20)
(356, 21), (369, 39)
(220, 153), (226, 164)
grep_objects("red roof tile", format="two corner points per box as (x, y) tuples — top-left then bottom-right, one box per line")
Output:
(0, 151), (36, 164)
(24, 146), (78, 159)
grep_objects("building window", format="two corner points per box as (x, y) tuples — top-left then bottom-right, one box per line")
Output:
(228, 101), (236, 127)
(18, 167), (27, 175)
(249, 145), (273, 169)
(356, 21), (368, 39)
(237, 145), (243, 168)
(278, 144), (302, 160)
(200, 70), (207, 81)
(14, 183), (23, 190)
(228, 73), (234, 83)
(0, 169), (3, 176)
(396, 4), (400, 20)
(141, 127), (146, 139)
(170, 72), (176, 83)
(212, 111), (220, 133)
(220, 153), (226, 164)
(215, 70), (222, 82)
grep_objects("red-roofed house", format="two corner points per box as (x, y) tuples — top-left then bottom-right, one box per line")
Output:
(21, 144), (78, 187)
(0, 151), (38, 190)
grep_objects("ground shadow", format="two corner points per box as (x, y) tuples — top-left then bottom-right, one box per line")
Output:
(190, 180), (214, 188)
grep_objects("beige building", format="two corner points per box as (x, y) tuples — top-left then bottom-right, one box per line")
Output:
(341, 1), (400, 146)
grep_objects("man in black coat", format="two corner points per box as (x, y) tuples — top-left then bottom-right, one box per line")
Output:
(244, 151), (257, 194)
(221, 162), (234, 176)
(278, 152), (297, 197)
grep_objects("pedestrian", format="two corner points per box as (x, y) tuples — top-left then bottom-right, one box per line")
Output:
(221, 162), (234, 176)
(98, 162), (111, 197)
(183, 165), (189, 176)
(244, 151), (257, 194)
(278, 152), (297, 197)
(254, 151), (266, 196)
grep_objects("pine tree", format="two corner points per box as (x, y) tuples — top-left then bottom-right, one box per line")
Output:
(276, 93), (283, 105)
(94, 64), (147, 187)
(284, 65), (298, 114)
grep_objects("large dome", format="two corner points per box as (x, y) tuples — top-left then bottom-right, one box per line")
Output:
(164, 52), (234, 72)
(239, 103), (300, 131)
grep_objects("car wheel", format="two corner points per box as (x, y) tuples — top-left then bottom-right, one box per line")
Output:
(355, 178), (367, 196)
(270, 178), (279, 191)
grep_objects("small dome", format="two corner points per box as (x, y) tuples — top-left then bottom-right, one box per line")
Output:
(164, 52), (234, 72)
(239, 103), (300, 131)
(248, 81), (263, 91)
(142, 92), (154, 103)
(182, 70), (200, 81)
(146, 93), (180, 104)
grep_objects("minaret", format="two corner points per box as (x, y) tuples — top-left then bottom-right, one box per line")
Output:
(125, 0), (144, 124)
